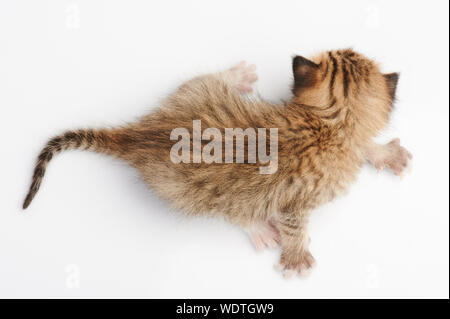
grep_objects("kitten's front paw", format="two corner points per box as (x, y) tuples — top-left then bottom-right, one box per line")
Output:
(224, 61), (258, 93)
(374, 138), (413, 176)
(275, 249), (316, 278)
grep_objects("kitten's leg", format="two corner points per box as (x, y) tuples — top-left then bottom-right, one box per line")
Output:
(176, 61), (258, 96)
(247, 219), (280, 251)
(219, 61), (258, 93)
(275, 212), (316, 278)
(364, 138), (412, 176)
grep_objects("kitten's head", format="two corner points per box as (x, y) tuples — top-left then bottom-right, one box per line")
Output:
(291, 48), (399, 135)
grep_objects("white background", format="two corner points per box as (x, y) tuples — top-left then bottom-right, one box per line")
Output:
(0, 0), (448, 298)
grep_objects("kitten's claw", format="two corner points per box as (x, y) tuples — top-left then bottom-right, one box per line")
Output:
(223, 61), (258, 94)
(247, 219), (280, 251)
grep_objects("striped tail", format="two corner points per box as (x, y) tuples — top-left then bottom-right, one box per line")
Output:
(23, 128), (124, 209)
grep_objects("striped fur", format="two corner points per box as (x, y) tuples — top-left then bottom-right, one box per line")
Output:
(23, 129), (126, 209)
(23, 49), (401, 276)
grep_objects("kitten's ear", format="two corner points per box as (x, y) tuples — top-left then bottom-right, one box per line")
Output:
(384, 72), (399, 100)
(292, 55), (319, 93)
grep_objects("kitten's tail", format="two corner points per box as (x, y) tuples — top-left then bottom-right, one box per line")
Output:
(22, 128), (127, 209)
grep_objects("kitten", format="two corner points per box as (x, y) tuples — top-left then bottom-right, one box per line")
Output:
(23, 49), (412, 278)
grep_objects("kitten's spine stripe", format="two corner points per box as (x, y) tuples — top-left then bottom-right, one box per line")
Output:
(328, 52), (338, 99)
(22, 129), (119, 209)
(341, 59), (350, 97)
(321, 60), (329, 81)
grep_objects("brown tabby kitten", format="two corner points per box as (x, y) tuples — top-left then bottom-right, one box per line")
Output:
(23, 49), (412, 278)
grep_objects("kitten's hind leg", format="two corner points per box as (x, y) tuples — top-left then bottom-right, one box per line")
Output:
(275, 211), (316, 278)
(166, 61), (258, 108)
(220, 61), (258, 94)
(246, 219), (280, 251)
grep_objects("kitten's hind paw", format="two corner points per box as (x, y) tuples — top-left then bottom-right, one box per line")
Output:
(275, 250), (316, 278)
(223, 61), (258, 94)
(247, 219), (280, 251)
